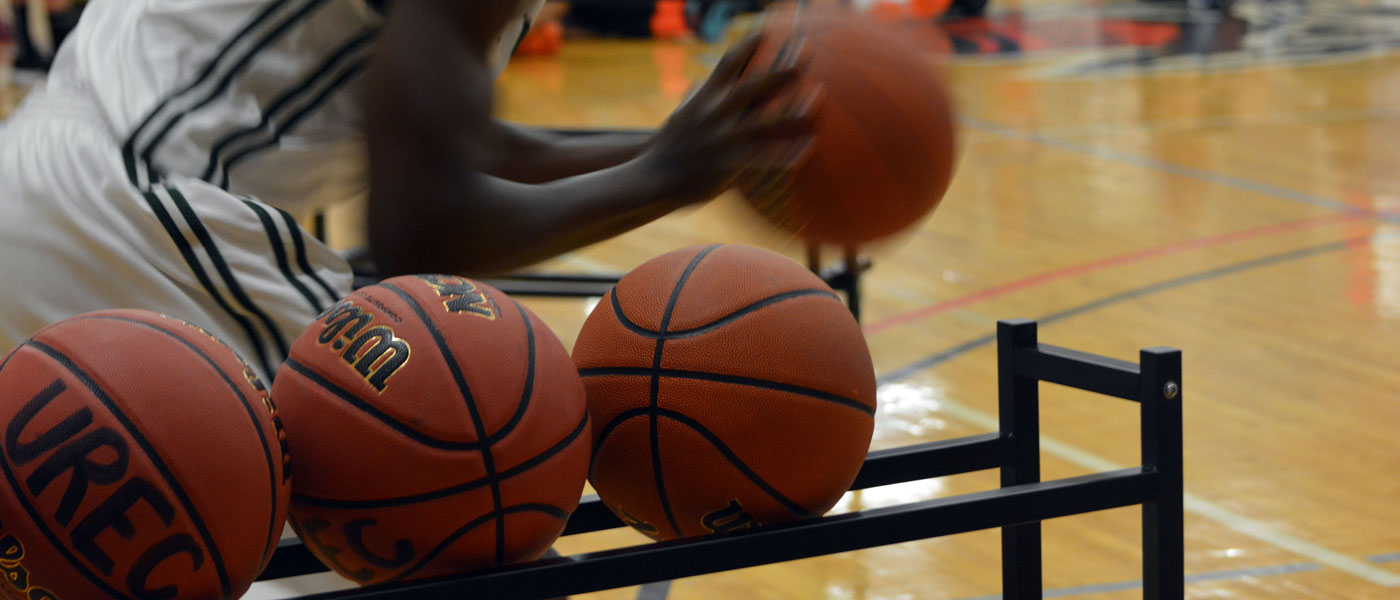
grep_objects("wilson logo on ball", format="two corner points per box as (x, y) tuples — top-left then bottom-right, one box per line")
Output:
(3, 379), (211, 600)
(316, 301), (412, 392)
(421, 275), (498, 320)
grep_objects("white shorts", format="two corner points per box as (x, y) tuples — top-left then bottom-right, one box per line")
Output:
(0, 88), (353, 382)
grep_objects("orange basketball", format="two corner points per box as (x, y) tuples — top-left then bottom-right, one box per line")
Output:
(573, 244), (876, 540)
(741, 5), (958, 245)
(0, 309), (289, 600)
(271, 275), (590, 586)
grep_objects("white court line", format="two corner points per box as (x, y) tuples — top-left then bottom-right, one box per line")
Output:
(911, 389), (1400, 587)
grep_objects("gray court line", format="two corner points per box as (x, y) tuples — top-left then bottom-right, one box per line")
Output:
(1373, 553), (1400, 563)
(877, 234), (1366, 384)
(1027, 107), (1400, 139)
(956, 562), (1322, 600)
(959, 115), (1400, 225)
(636, 579), (673, 600)
(875, 232), (1400, 586)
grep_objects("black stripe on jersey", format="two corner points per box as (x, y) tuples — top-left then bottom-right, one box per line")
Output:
(131, 0), (336, 185)
(116, 0), (342, 378)
(241, 199), (328, 315)
(164, 186), (292, 363)
(511, 18), (534, 57)
(122, 0), (311, 188)
(137, 185), (277, 378)
(201, 28), (378, 188)
(277, 207), (341, 304)
(218, 61), (371, 188)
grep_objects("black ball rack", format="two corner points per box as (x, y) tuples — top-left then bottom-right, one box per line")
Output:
(257, 318), (1184, 599)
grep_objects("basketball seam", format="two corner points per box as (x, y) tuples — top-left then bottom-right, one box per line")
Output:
(382, 503), (570, 584)
(609, 287), (841, 338)
(0, 346), (136, 600)
(290, 409), (588, 509)
(24, 340), (235, 600)
(281, 358), (489, 451)
(484, 299), (537, 444)
(68, 314), (284, 575)
(588, 406), (653, 477)
(379, 281), (507, 565)
(591, 407), (813, 520)
(577, 367), (876, 416)
(647, 244), (722, 539)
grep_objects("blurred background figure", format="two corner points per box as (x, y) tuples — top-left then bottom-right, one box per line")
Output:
(8, 0), (83, 72)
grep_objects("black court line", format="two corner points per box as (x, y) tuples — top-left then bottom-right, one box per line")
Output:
(961, 115), (1400, 225)
(878, 235), (1374, 385)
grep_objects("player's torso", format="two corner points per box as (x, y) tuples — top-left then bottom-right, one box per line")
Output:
(44, 0), (542, 216)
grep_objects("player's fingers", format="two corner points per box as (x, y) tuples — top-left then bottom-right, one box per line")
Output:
(715, 67), (803, 118)
(771, 34), (809, 73)
(709, 33), (765, 84)
(737, 113), (815, 141)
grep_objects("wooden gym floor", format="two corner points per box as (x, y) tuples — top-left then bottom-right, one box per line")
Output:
(6, 0), (1400, 597)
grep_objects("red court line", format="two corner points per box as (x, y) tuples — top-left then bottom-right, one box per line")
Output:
(863, 211), (1376, 335)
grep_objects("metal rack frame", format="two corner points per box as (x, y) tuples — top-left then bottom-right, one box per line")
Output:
(257, 319), (1183, 599)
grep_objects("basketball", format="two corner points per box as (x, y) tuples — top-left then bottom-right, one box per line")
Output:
(271, 275), (591, 585)
(0, 309), (289, 600)
(573, 244), (876, 541)
(740, 5), (958, 245)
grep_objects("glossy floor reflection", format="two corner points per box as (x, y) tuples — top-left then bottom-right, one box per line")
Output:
(6, 0), (1397, 597)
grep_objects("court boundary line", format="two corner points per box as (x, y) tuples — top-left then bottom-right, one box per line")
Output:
(864, 212), (1372, 335)
(954, 561), (1322, 600)
(876, 233), (1400, 587)
(960, 115), (1400, 223)
(913, 375), (1400, 588)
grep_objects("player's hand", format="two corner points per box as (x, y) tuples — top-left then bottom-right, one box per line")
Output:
(639, 32), (819, 207)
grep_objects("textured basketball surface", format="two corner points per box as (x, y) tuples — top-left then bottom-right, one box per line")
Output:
(0, 309), (289, 600)
(272, 275), (590, 585)
(742, 6), (958, 245)
(573, 244), (877, 540)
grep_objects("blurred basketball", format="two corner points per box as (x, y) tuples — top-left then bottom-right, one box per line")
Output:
(741, 5), (958, 245)
(0, 309), (289, 600)
(271, 275), (590, 585)
(573, 244), (876, 540)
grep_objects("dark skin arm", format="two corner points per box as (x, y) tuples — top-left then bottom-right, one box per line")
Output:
(479, 120), (651, 184)
(364, 0), (813, 277)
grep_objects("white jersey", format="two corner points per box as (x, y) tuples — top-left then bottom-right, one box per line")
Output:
(0, 0), (542, 381)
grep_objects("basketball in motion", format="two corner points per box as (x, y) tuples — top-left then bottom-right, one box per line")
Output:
(0, 309), (289, 600)
(271, 275), (590, 585)
(573, 244), (876, 541)
(741, 4), (958, 245)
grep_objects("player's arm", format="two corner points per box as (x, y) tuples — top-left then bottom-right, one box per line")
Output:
(478, 120), (651, 184)
(363, 0), (813, 277)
